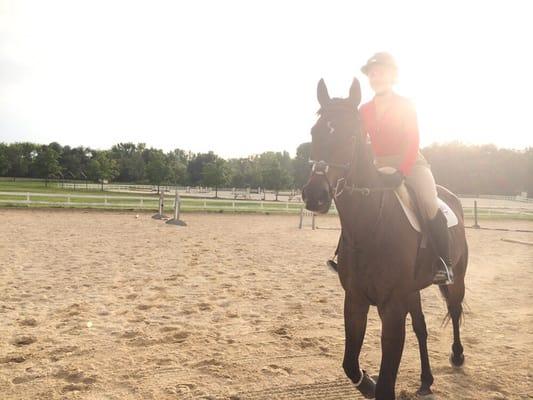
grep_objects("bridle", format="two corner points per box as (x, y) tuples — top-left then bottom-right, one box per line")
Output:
(308, 110), (395, 199)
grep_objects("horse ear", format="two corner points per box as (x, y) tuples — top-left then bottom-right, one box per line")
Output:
(348, 77), (361, 107)
(317, 78), (330, 108)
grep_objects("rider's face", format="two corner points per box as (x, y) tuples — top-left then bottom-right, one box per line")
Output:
(367, 64), (396, 95)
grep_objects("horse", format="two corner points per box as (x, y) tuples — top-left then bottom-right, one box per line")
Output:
(301, 78), (468, 400)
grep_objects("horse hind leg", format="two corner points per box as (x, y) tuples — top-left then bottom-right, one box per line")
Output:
(440, 263), (466, 367)
(408, 291), (434, 396)
(447, 283), (465, 367)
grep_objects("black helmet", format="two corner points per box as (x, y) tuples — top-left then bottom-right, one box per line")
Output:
(361, 52), (398, 75)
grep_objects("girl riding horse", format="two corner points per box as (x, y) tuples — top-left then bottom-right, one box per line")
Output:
(329, 52), (453, 285)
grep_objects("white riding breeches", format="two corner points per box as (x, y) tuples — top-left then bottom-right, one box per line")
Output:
(404, 155), (439, 220)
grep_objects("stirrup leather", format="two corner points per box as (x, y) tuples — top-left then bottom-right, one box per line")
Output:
(433, 257), (454, 285)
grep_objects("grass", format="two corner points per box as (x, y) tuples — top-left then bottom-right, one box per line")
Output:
(0, 180), (153, 196)
(0, 181), (308, 214)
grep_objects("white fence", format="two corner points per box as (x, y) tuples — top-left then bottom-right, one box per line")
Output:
(1, 191), (532, 219)
(458, 193), (533, 204)
(0, 191), (318, 214)
(55, 183), (302, 202)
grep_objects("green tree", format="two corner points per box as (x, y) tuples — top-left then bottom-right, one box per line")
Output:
(60, 146), (94, 179)
(111, 142), (146, 182)
(0, 143), (9, 176)
(6, 142), (37, 179)
(202, 158), (229, 198)
(524, 147), (533, 196)
(227, 157), (262, 188)
(187, 151), (217, 186)
(258, 151), (292, 200)
(34, 145), (62, 186)
(293, 142), (311, 189)
(87, 151), (119, 190)
(167, 149), (188, 185)
(145, 151), (171, 193)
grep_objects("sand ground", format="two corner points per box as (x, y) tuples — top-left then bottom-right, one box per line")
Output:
(0, 209), (531, 399)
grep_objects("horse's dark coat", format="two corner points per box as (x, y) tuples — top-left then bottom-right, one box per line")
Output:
(302, 78), (468, 400)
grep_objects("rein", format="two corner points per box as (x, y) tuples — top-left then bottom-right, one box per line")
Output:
(309, 125), (396, 200)
(308, 108), (397, 246)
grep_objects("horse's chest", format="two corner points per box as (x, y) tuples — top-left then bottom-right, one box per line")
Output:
(337, 250), (401, 297)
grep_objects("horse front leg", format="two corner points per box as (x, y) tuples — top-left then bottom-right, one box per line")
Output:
(343, 290), (375, 399)
(376, 300), (408, 400)
(408, 291), (434, 397)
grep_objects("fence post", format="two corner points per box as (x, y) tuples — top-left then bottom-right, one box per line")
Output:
(232, 200), (235, 211)
(26, 192), (30, 207)
(104, 195), (108, 205)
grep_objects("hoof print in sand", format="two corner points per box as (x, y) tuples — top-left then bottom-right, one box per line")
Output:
(161, 331), (190, 344)
(0, 354), (26, 364)
(261, 364), (292, 376)
(12, 374), (44, 384)
(19, 317), (38, 327)
(10, 334), (37, 347)
(53, 367), (97, 393)
(272, 326), (292, 339)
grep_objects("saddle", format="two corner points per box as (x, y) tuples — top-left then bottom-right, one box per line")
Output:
(394, 183), (458, 233)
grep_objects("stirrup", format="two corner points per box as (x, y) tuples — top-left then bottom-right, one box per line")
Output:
(433, 257), (453, 285)
(326, 259), (338, 272)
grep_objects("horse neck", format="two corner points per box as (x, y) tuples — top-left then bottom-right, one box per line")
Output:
(335, 144), (384, 247)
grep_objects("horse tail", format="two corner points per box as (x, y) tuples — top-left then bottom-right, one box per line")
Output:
(438, 285), (453, 327)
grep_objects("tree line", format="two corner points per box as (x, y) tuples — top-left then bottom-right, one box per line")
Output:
(0, 141), (531, 196)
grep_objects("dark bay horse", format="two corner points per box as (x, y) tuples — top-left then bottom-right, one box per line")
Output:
(302, 78), (468, 400)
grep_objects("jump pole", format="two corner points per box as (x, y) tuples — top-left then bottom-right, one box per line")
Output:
(166, 189), (186, 226)
(152, 191), (168, 219)
(299, 207), (315, 230)
(472, 200), (480, 229)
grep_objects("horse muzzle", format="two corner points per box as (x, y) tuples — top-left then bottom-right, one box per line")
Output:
(302, 178), (332, 214)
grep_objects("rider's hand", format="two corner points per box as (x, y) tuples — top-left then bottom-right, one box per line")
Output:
(379, 170), (404, 188)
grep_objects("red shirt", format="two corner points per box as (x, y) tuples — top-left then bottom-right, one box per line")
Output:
(359, 94), (420, 176)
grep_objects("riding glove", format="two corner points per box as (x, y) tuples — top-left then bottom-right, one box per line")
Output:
(379, 170), (404, 188)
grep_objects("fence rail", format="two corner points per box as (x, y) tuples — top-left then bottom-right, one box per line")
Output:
(1, 191), (532, 219)
(0, 191), (320, 214)
(458, 193), (533, 203)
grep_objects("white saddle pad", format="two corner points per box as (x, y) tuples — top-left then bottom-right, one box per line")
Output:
(394, 185), (458, 233)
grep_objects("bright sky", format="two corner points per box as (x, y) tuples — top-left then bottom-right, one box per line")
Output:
(1, 0), (532, 158)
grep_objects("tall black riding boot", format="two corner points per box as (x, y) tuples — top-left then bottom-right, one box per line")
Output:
(428, 209), (454, 285)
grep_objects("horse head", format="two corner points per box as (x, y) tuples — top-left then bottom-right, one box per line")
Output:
(302, 78), (364, 213)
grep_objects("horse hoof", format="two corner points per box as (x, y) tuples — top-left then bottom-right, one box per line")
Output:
(416, 387), (435, 399)
(449, 352), (465, 368)
(355, 371), (376, 399)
